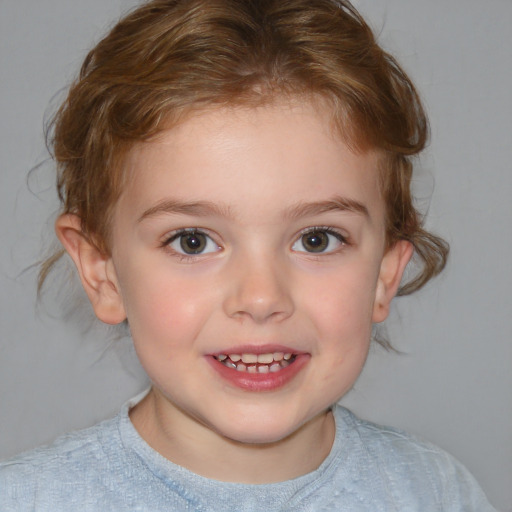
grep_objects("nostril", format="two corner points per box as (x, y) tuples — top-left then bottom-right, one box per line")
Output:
(222, 262), (295, 322)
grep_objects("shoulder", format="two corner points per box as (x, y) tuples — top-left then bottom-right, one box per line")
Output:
(332, 406), (496, 511)
(337, 406), (467, 478)
(0, 416), (122, 510)
(337, 405), (456, 468)
(0, 414), (120, 472)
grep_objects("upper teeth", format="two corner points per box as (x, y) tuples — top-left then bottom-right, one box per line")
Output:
(215, 352), (295, 372)
(217, 352), (292, 364)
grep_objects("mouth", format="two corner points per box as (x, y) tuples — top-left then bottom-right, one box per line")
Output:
(213, 352), (296, 374)
(208, 348), (308, 391)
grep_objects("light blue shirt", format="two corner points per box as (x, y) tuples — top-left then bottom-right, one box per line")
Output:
(0, 394), (496, 511)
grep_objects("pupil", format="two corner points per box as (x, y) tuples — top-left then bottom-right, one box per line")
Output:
(181, 233), (206, 254)
(303, 231), (328, 252)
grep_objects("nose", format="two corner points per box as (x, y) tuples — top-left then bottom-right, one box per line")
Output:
(222, 253), (294, 324)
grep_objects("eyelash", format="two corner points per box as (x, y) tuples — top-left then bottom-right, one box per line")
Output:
(161, 228), (221, 261)
(160, 226), (349, 260)
(292, 226), (349, 255)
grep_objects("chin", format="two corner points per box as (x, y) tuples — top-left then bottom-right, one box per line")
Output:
(209, 409), (319, 446)
(223, 427), (296, 446)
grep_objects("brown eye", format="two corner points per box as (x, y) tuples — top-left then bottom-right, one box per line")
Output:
(166, 229), (220, 256)
(301, 231), (329, 252)
(292, 228), (345, 254)
(180, 232), (207, 254)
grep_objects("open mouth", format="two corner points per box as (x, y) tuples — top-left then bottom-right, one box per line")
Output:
(213, 352), (296, 374)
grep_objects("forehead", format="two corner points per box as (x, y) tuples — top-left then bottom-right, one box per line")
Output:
(117, 99), (385, 224)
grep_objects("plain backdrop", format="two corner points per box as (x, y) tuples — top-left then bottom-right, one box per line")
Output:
(0, 1), (510, 510)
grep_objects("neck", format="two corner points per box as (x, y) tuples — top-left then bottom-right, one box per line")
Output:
(129, 388), (336, 484)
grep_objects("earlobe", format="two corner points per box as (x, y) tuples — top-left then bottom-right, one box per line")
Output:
(55, 214), (126, 325)
(372, 240), (413, 323)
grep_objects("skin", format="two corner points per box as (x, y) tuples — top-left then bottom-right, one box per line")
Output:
(56, 99), (412, 484)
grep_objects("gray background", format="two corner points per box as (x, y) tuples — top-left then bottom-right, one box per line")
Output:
(0, 1), (510, 510)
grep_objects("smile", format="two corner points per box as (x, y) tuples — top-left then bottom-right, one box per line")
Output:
(209, 350), (309, 392)
(214, 352), (296, 373)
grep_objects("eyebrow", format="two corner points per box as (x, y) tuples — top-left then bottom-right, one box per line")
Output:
(138, 199), (232, 222)
(138, 195), (369, 222)
(284, 196), (370, 220)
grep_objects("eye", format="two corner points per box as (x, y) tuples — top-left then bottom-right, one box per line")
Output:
(292, 228), (346, 254)
(166, 230), (220, 255)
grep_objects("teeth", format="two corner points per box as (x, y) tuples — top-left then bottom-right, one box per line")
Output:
(215, 352), (297, 373)
(241, 353), (258, 364)
(257, 353), (274, 364)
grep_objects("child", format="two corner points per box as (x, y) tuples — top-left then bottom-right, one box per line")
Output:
(0, 0), (496, 510)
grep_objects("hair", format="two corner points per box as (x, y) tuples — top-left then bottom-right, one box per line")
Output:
(40, 0), (448, 295)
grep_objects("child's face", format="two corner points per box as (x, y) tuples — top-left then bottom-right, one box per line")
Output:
(86, 99), (410, 445)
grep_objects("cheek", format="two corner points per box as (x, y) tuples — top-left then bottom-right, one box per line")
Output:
(120, 270), (216, 349)
(303, 263), (379, 335)
(312, 270), (375, 392)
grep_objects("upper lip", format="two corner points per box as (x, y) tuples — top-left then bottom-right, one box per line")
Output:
(209, 344), (305, 356)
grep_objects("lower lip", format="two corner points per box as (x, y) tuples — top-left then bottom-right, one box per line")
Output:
(207, 354), (310, 392)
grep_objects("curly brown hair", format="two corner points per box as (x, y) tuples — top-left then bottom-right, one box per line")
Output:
(41, 0), (448, 294)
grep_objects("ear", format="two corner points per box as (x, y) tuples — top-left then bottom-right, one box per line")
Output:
(372, 240), (413, 323)
(55, 214), (126, 325)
